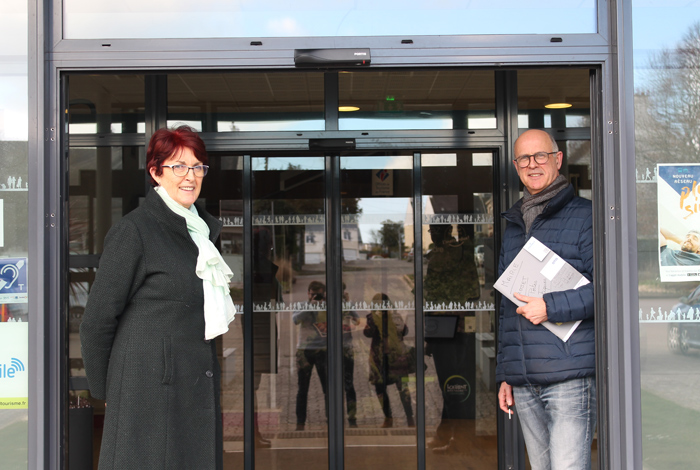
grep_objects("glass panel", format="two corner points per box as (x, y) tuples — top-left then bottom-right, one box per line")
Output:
(68, 75), (146, 135)
(68, 147), (144, 254)
(632, 2), (700, 468)
(67, 145), (240, 468)
(0, 1), (28, 464)
(420, 151), (497, 468)
(63, 0), (596, 39)
(339, 70), (496, 131)
(251, 156), (328, 469)
(1, 1), (29, 464)
(340, 154), (416, 470)
(168, 73), (324, 133)
(67, 144), (147, 467)
(517, 69), (590, 129)
(215, 155), (245, 467)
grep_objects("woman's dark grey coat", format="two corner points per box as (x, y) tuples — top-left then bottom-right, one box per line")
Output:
(80, 189), (224, 470)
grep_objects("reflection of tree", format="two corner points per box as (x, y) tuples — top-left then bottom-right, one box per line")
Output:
(635, 22), (700, 284)
(371, 220), (404, 258)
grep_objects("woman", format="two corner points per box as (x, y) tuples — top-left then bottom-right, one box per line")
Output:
(80, 126), (236, 470)
(364, 293), (415, 428)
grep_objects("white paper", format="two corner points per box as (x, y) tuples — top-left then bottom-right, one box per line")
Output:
(524, 236), (550, 261)
(494, 237), (589, 342)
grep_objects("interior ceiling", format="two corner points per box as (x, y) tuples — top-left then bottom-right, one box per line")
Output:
(68, 68), (591, 117)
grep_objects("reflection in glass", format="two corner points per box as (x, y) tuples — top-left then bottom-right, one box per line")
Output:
(63, 0), (596, 39)
(633, 7), (700, 467)
(340, 155), (417, 470)
(67, 74), (145, 134)
(251, 156), (328, 470)
(421, 151), (497, 468)
(216, 155), (245, 466)
(68, 147), (144, 254)
(339, 70), (496, 131)
(168, 73), (324, 133)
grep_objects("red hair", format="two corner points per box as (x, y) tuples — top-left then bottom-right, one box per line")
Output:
(146, 125), (209, 186)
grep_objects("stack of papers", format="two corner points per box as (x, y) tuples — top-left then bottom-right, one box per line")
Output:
(494, 237), (590, 342)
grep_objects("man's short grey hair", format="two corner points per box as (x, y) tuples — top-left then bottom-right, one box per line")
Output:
(545, 131), (559, 153)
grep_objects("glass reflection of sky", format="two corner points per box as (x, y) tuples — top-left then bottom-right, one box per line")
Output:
(341, 156), (412, 242)
(63, 1), (596, 39)
(252, 156), (324, 171)
(633, 3), (700, 89)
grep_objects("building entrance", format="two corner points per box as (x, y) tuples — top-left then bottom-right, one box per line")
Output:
(65, 68), (592, 470)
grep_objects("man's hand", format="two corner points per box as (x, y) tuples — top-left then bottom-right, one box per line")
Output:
(513, 293), (548, 325)
(660, 227), (682, 245)
(498, 382), (514, 414)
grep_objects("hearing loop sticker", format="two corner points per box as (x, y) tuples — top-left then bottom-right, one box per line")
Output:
(0, 258), (28, 303)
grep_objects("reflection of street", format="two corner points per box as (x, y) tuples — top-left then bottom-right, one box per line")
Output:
(639, 297), (700, 412)
(0, 409), (27, 430)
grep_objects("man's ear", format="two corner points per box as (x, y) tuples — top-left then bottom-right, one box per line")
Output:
(556, 151), (563, 170)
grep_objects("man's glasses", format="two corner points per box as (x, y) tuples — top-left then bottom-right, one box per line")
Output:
(162, 164), (209, 177)
(513, 151), (557, 168)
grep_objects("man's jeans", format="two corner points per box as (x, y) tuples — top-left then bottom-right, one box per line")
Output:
(513, 377), (597, 470)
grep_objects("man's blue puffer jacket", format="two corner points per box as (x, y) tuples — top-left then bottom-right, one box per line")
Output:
(495, 184), (595, 387)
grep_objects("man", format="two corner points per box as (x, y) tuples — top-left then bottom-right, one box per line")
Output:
(292, 281), (329, 431)
(497, 129), (596, 470)
(659, 228), (700, 266)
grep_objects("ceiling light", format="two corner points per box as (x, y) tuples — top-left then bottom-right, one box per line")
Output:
(339, 106), (360, 112)
(544, 102), (572, 109)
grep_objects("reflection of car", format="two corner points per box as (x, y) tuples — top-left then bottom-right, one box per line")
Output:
(370, 255), (384, 260)
(406, 248), (414, 262)
(474, 245), (485, 266)
(667, 285), (700, 355)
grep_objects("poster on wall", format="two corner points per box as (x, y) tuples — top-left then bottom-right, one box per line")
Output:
(0, 322), (28, 409)
(657, 164), (700, 282)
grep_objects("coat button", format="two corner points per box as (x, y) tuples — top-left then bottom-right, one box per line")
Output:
(205, 370), (213, 378)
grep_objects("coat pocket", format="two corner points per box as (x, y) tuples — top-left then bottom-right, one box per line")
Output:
(162, 336), (173, 384)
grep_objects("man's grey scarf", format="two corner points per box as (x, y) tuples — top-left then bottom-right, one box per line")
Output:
(521, 174), (569, 234)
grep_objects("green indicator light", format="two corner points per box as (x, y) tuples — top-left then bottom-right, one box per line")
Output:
(386, 96), (395, 101)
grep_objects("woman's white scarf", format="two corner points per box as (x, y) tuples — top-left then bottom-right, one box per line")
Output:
(155, 187), (236, 339)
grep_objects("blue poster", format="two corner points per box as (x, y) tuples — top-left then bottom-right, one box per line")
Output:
(0, 258), (28, 303)
(657, 164), (700, 282)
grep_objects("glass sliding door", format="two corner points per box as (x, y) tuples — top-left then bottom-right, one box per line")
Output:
(340, 154), (417, 470)
(421, 150), (498, 469)
(251, 156), (329, 470)
(242, 151), (499, 470)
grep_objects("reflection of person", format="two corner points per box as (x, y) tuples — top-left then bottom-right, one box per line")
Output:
(81, 126), (236, 470)
(293, 281), (329, 431)
(251, 226), (283, 448)
(423, 224), (480, 453)
(424, 224), (480, 303)
(364, 293), (415, 428)
(342, 283), (360, 427)
(497, 129), (596, 470)
(659, 228), (700, 266)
